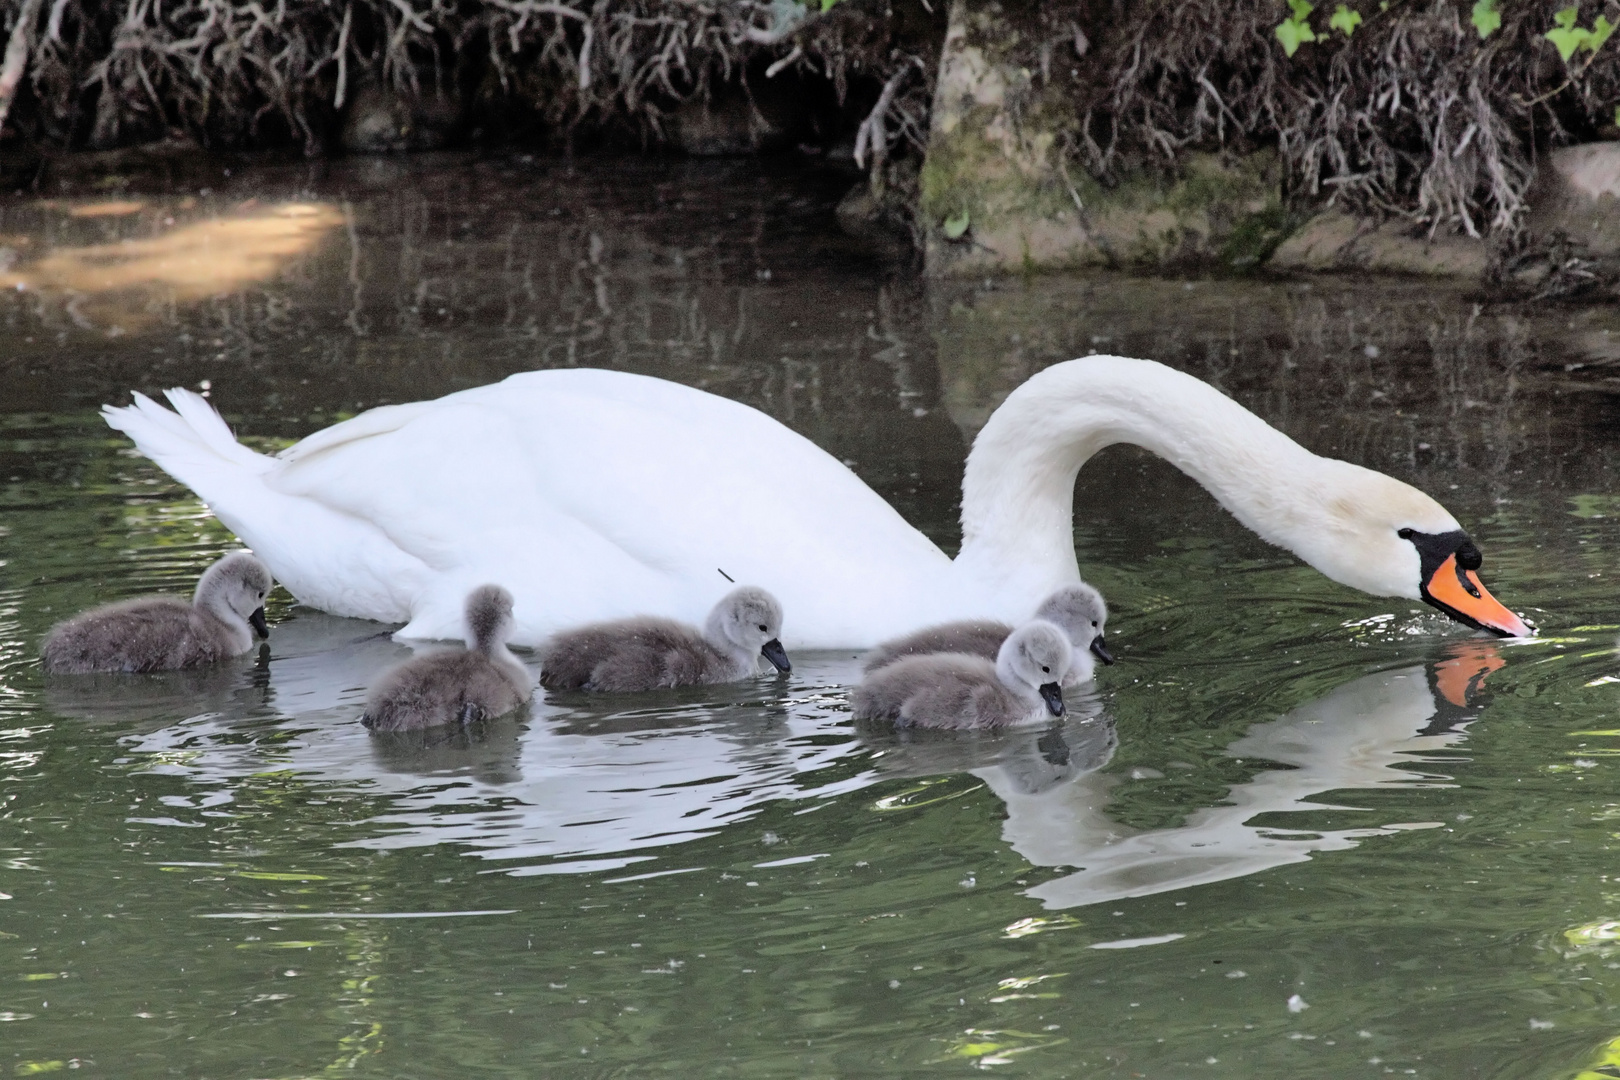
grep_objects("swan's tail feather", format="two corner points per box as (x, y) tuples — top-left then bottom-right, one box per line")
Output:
(103, 390), (273, 476)
(163, 389), (267, 470)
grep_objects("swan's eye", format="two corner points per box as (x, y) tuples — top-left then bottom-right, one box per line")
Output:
(1041, 665), (1050, 673)
(758, 624), (767, 632)
(1397, 527), (1415, 539)
(1091, 620), (1098, 627)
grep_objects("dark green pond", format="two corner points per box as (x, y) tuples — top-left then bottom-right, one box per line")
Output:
(2, 153), (1620, 1078)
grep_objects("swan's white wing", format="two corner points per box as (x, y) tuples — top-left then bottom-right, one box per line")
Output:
(277, 400), (439, 463)
(266, 369), (952, 646)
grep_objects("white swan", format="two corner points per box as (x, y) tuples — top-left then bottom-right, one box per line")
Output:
(102, 356), (1529, 647)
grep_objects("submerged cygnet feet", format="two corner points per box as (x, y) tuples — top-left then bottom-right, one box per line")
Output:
(40, 551), (273, 674)
(852, 620), (1073, 731)
(538, 585), (791, 692)
(362, 584), (533, 732)
(862, 583), (1113, 685)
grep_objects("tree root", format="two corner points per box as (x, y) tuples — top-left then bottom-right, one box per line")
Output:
(1063, 0), (1620, 237)
(0, 0), (940, 171)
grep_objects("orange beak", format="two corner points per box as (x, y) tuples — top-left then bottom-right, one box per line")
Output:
(1421, 554), (1532, 638)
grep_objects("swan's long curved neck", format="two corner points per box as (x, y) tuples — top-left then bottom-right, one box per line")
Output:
(953, 357), (1324, 599)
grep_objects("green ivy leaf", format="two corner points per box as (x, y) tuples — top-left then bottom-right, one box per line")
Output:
(1287, 0), (1316, 20)
(1590, 14), (1616, 50)
(1275, 16), (1318, 55)
(1547, 22), (1589, 61)
(1330, 4), (1363, 36)
(943, 210), (970, 240)
(1470, 0), (1501, 38)
(1554, 5), (1581, 30)
(819, 0), (842, 10)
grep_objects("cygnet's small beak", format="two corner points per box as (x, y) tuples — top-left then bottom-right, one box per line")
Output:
(249, 607), (270, 639)
(1038, 681), (1065, 717)
(1089, 635), (1115, 665)
(1421, 555), (1532, 638)
(760, 638), (792, 673)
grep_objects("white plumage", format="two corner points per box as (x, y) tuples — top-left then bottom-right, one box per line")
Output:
(103, 357), (1483, 648)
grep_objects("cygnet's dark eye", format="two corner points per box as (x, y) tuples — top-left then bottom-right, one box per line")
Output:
(758, 624), (767, 632)
(1041, 665), (1050, 673)
(1091, 620), (1099, 627)
(1397, 527), (1415, 539)
(258, 591), (266, 599)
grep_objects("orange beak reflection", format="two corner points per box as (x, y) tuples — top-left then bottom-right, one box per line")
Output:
(1433, 641), (1506, 707)
(1422, 554), (1532, 638)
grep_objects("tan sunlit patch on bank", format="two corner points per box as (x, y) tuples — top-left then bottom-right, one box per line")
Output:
(64, 200), (149, 218)
(0, 202), (344, 332)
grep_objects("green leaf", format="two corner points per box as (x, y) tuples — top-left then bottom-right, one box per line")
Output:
(1613, 104), (1620, 126)
(1547, 23), (1589, 61)
(1590, 14), (1615, 50)
(1471, 0), (1501, 38)
(1554, 6), (1581, 30)
(1330, 4), (1363, 36)
(943, 210), (970, 240)
(1287, 0), (1315, 20)
(819, 0), (842, 10)
(1275, 17), (1318, 55)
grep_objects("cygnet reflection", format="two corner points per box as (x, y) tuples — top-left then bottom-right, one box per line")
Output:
(1023, 664), (1475, 910)
(40, 647), (273, 732)
(366, 714), (528, 786)
(114, 619), (871, 872)
(860, 682), (1114, 795)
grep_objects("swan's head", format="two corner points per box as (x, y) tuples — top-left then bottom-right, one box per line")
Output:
(1033, 583), (1114, 665)
(709, 586), (791, 673)
(463, 584), (516, 651)
(195, 552), (273, 638)
(1301, 463), (1530, 637)
(997, 620), (1072, 717)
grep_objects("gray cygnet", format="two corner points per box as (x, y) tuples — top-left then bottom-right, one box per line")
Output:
(861, 583), (1112, 685)
(851, 619), (1073, 731)
(362, 584), (533, 731)
(538, 585), (790, 692)
(40, 551), (272, 674)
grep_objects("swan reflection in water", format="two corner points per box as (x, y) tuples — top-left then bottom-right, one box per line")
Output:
(858, 643), (1496, 910)
(61, 611), (1497, 897)
(1012, 645), (1495, 910)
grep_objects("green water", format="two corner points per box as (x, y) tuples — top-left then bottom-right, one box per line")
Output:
(2, 154), (1620, 1078)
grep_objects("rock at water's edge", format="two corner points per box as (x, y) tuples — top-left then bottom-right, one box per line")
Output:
(1524, 142), (1620, 257)
(919, 1), (1289, 275)
(1268, 211), (1490, 278)
(342, 84), (462, 153)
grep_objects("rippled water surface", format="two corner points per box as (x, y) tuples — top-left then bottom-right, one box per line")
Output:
(3, 154), (1620, 1078)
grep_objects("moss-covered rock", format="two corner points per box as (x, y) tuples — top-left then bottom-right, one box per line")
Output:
(919, 2), (1291, 276)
